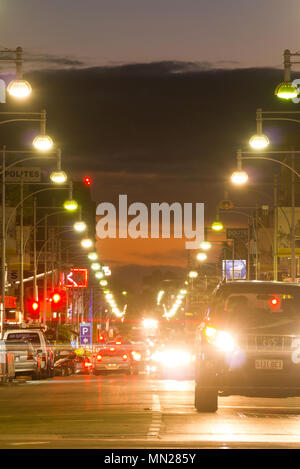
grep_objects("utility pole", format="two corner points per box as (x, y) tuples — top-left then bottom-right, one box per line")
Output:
(273, 175), (278, 281)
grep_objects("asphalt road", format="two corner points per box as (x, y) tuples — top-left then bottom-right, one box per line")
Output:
(1, 373), (300, 449)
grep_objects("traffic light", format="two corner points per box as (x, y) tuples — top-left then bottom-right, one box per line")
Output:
(27, 298), (40, 319)
(83, 176), (92, 186)
(51, 292), (62, 304)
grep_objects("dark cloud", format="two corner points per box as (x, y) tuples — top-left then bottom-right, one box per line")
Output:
(0, 61), (298, 213)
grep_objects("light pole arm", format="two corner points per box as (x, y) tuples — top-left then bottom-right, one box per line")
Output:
(239, 155), (300, 178)
(5, 184), (72, 236)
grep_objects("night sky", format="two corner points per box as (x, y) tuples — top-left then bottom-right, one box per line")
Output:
(1, 1), (300, 282)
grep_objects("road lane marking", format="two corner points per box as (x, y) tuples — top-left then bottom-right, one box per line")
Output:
(147, 389), (162, 439)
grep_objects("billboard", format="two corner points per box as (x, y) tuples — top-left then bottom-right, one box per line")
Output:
(222, 260), (247, 280)
(277, 207), (300, 257)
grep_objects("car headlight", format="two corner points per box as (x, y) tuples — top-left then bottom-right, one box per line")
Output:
(152, 350), (192, 366)
(205, 326), (236, 352)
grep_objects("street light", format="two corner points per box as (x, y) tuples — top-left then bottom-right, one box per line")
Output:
(63, 200), (78, 211)
(88, 252), (98, 261)
(275, 49), (299, 100)
(200, 241), (212, 250)
(211, 220), (224, 231)
(197, 252), (207, 262)
(95, 271), (104, 279)
(81, 238), (93, 249)
(91, 262), (101, 271)
(275, 82), (298, 100)
(50, 170), (67, 184)
(231, 170), (249, 185)
(33, 109), (53, 151)
(249, 134), (270, 150)
(7, 80), (32, 99)
(73, 221), (87, 233)
(188, 271), (198, 279)
(0, 47), (32, 99)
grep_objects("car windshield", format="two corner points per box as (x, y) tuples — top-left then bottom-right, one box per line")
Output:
(209, 283), (300, 325)
(6, 332), (41, 345)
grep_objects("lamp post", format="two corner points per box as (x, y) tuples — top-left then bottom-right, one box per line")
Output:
(232, 149), (300, 282)
(275, 49), (300, 100)
(0, 46), (32, 99)
(1, 169), (71, 336)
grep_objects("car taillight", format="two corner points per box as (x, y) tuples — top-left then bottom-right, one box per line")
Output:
(97, 355), (102, 361)
(84, 361), (92, 367)
(122, 354), (128, 361)
(27, 352), (33, 360)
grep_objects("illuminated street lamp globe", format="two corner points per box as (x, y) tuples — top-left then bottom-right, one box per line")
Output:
(200, 241), (212, 250)
(95, 271), (104, 279)
(231, 170), (248, 185)
(197, 252), (207, 262)
(50, 170), (67, 184)
(275, 82), (298, 100)
(81, 238), (93, 249)
(100, 279), (108, 287)
(211, 220), (224, 231)
(91, 262), (101, 271)
(249, 134), (270, 150)
(73, 221), (87, 233)
(88, 252), (98, 261)
(7, 79), (32, 99)
(33, 135), (54, 151)
(63, 199), (78, 211)
(188, 271), (198, 279)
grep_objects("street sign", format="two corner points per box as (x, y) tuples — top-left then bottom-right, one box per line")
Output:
(226, 228), (248, 239)
(80, 322), (92, 346)
(62, 268), (88, 288)
(5, 167), (41, 182)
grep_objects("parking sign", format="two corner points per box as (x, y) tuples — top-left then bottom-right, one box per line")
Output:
(80, 323), (92, 346)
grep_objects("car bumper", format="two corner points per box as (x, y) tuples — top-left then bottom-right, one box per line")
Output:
(94, 363), (131, 372)
(200, 350), (300, 396)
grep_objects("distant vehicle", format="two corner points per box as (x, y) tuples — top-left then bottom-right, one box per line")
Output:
(92, 341), (138, 375)
(5, 340), (41, 380)
(3, 327), (54, 378)
(195, 281), (300, 412)
(148, 339), (195, 378)
(74, 355), (93, 375)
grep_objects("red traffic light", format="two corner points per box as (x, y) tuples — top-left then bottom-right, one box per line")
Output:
(27, 298), (40, 318)
(52, 292), (61, 304)
(83, 176), (92, 186)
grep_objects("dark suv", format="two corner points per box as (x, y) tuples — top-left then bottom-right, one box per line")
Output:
(195, 281), (300, 412)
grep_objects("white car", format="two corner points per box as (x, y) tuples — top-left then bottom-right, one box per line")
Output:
(3, 328), (54, 378)
(5, 340), (41, 380)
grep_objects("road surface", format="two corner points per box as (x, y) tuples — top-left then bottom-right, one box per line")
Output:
(1, 374), (300, 449)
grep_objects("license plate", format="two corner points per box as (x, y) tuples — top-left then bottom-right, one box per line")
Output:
(255, 359), (283, 370)
(106, 364), (119, 369)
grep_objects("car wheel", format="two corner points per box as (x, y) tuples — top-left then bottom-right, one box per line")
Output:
(194, 381), (218, 412)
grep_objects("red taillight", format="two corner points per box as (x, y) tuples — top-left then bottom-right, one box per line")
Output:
(27, 352), (33, 360)
(109, 347), (115, 352)
(97, 355), (102, 361)
(122, 354), (128, 361)
(84, 361), (92, 368)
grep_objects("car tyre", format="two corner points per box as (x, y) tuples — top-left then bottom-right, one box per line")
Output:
(195, 381), (218, 412)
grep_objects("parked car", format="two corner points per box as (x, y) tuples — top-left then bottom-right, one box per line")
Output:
(4, 327), (55, 378)
(73, 355), (93, 375)
(5, 339), (41, 380)
(195, 280), (300, 412)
